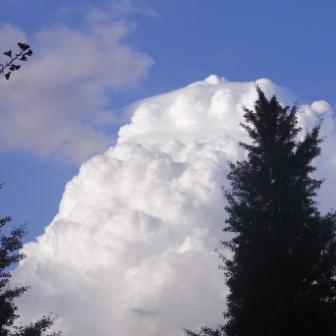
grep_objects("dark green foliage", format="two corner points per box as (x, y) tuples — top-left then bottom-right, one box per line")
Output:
(184, 326), (225, 336)
(222, 88), (336, 336)
(14, 316), (61, 336)
(187, 88), (336, 336)
(0, 186), (60, 336)
(0, 214), (26, 336)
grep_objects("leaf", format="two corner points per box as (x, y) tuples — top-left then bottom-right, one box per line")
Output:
(17, 42), (30, 51)
(19, 55), (27, 61)
(9, 64), (21, 71)
(25, 49), (33, 56)
(5, 72), (11, 80)
(3, 50), (12, 58)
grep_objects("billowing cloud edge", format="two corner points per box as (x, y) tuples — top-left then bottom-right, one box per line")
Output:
(13, 76), (336, 336)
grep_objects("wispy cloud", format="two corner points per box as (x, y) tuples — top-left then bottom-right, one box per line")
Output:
(0, 12), (153, 164)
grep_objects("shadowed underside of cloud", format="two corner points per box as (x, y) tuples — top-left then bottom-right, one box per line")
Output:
(13, 76), (336, 335)
(0, 19), (152, 164)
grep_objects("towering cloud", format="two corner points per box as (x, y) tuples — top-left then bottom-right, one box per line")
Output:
(13, 76), (336, 335)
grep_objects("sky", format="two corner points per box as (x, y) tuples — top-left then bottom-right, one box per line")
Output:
(1, 0), (336, 240)
(1, 0), (336, 335)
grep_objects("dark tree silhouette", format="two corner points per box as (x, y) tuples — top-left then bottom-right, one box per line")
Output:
(0, 184), (60, 336)
(0, 43), (33, 80)
(186, 88), (336, 336)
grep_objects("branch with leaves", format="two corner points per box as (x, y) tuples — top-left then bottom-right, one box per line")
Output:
(0, 43), (33, 80)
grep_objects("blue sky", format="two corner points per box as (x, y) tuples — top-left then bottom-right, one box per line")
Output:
(1, 0), (336, 242)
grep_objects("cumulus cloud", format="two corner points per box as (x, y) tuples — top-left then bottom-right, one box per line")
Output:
(0, 18), (152, 163)
(13, 76), (336, 335)
(296, 99), (336, 213)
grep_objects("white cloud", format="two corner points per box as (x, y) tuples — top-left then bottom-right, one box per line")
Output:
(0, 24), (27, 51)
(297, 100), (336, 213)
(13, 76), (336, 335)
(0, 19), (152, 163)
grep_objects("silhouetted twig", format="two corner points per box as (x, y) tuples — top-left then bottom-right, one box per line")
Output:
(0, 42), (33, 80)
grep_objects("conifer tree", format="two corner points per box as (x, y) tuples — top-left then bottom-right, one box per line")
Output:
(186, 88), (336, 336)
(0, 191), (60, 336)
